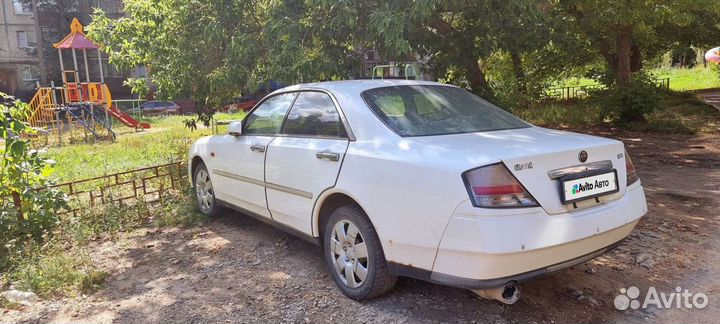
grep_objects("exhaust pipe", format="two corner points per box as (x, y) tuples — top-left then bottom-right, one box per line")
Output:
(472, 281), (521, 304)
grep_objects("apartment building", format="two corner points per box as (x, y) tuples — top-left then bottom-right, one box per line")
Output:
(0, 0), (42, 100)
(1, 0), (133, 100)
(35, 0), (133, 97)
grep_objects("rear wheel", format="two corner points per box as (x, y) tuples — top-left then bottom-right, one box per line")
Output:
(194, 163), (221, 216)
(323, 205), (396, 300)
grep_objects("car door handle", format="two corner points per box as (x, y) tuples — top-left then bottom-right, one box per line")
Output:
(316, 150), (340, 162)
(250, 144), (266, 153)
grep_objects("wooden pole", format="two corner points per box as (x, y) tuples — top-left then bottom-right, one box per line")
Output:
(56, 110), (62, 145)
(97, 49), (104, 83)
(83, 49), (90, 83)
(58, 49), (65, 80)
(72, 48), (78, 72)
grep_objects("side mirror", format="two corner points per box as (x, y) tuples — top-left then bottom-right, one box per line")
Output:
(228, 121), (243, 136)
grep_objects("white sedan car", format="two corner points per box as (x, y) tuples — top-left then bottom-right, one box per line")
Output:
(188, 80), (647, 303)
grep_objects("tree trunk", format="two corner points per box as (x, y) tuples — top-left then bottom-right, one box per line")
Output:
(615, 27), (632, 86)
(630, 44), (642, 72)
(12, 191), (23, 223)
(510, 51), (526, 92)
(464, 58), (494, 100)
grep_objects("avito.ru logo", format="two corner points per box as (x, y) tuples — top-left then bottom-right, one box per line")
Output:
(614, 286), (709, 310)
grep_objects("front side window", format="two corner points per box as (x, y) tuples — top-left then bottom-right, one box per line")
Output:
(362, 85), (530, 137)
(282, 92), (346, 138)
(244, 92), (296, 135)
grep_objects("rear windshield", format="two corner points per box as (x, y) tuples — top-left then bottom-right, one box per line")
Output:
(361, 85), (529, 137)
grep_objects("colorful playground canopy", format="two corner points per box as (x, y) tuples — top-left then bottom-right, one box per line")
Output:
(53, 18), (100, 50)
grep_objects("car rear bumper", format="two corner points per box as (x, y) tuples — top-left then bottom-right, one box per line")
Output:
(413, 182), (646, 288)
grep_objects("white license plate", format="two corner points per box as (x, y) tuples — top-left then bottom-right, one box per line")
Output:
(561, 170), (619, 204)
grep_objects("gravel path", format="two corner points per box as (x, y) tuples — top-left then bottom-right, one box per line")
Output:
(697, 91), (720, 112)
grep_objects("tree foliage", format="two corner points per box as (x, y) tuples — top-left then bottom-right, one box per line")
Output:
(88, 0), (374, 124)
(89, 0), (720, 122)
(1, 94), (68, 254)
(555, 0), (720, 86)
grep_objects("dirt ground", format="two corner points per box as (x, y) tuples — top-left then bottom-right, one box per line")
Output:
(2, 127), (720, 324)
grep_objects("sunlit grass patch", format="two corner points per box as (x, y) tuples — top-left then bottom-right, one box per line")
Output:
(42, 112), (245, 182)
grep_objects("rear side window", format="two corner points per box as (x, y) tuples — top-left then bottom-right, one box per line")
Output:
(282, 92), (347, 138)
(362, 85), (529, 136)
(244, 92), (297, 135)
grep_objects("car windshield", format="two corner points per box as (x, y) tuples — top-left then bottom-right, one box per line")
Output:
(361, 85), (530, 137)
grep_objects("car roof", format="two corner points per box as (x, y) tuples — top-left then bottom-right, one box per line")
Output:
(144, 100), (174, 104)
(277, 79), (454, 94)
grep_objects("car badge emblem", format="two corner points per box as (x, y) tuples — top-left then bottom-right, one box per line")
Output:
(578, 150), (588, 163)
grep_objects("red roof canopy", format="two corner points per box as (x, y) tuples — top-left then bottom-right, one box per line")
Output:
(53, 18), (100, 50)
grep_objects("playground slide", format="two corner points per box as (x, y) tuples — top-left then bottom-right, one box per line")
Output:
(108, 105), (150, 129)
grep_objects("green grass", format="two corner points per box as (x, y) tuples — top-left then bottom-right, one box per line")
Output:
(516, 91), (720, 134)
(2, 113), (242, 299)
(2, 183), (204, 298)
(555, 66), (720, 92)
(652, 67), (720, 91)
(3, 241), (107, 298)
(642, 91), (720, 133)
(42, 112), (245, 182)
(514, 101), (601, 128)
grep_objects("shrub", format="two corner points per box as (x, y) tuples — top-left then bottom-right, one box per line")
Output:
(485, 51), (549, 109)
(592, 74), (661, 124)
(0, 94), (68, 254)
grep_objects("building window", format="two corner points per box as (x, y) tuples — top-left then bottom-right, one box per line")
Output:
(87, 0), (122, 13)
(21, 65), (39, 81)
(36, 0), (59, 12)
(13, 0), (32, 14)
(64, 0), (80, 12)
(17, 31), (36, 48)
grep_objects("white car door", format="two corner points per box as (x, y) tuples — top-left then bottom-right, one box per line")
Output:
(213, 92), (297, 218)
(265, 91), (350, 234)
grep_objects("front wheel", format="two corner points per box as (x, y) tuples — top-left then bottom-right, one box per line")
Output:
(194, 163), (221, 216)
(323, 205), (397, 300)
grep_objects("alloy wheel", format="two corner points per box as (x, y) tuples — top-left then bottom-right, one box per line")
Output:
(195, 169), (214, 212)
(330, 220), (369, 288)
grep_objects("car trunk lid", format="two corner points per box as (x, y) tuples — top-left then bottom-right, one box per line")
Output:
(409, 127), (627, 214)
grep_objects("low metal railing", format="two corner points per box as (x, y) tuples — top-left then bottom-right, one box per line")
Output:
(49, 161), (186, 216)
(546, 77), (671, 100)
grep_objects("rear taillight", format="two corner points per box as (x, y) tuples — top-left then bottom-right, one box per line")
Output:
(463, 163), (539, 208)
(625, 150), (639, 185)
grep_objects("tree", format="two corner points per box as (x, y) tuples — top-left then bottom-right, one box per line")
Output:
(365, 0), (548, 99)
(555, 0), (720, 86)
(88, 0), (377, 124)
(89, 0), (554, 109)
(89, 0), (720, 121)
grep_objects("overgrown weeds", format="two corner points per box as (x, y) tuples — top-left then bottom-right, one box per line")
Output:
(1, 185), (205, 298)
(515, 90), (720, 134)
(1, 94), (226, 300)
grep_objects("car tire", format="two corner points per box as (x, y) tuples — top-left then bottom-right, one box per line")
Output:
(323, 205), (397, 300)
(193, 163), (221, 217)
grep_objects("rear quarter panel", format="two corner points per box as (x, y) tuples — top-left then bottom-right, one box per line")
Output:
(333, 139), (471, 271)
